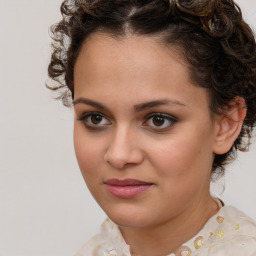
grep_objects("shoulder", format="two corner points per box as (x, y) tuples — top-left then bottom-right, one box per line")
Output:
(219, 206), (256, 235)
(73, 218), (130, 256)
(73, 233), (104, 256)
(195, 206), (256, 255)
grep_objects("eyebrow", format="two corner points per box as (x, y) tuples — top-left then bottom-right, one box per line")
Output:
(73, 98), (107, 110)
(73, 98), (186, 112)
(134, 99), (186, 112)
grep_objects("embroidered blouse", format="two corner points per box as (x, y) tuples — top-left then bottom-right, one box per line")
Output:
(74, 205), (256, 256)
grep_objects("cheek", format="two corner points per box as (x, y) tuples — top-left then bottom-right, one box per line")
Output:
(146, 133), (213, 210)
(73, 125), (103, 177)
(146, 129), (213, 180)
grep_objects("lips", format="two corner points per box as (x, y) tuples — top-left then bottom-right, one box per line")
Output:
(104, 179), (153, 199)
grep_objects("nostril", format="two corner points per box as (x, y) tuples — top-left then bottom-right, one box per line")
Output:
(104, 146), (144, 169)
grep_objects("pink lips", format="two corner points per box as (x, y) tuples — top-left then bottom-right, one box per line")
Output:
(104, 179), (153, 199)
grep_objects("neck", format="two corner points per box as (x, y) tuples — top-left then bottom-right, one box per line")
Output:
(120, 194), (220, 256)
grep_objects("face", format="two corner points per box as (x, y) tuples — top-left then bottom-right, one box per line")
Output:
(73, 33), (219, 229)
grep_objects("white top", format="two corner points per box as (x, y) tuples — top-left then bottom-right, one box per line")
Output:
(74, 205), (256, 256)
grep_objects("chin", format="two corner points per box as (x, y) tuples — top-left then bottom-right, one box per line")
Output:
(103, 205), (158, 229)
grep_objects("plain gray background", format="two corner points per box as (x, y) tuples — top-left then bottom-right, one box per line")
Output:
(0, 0), (255, 255)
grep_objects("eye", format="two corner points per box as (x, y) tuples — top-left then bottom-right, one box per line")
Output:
(78, 112), (111, 128)
(143, 113), (177, 129)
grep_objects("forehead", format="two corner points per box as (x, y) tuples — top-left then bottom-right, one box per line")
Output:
(75, 32), (185, 77)
(74, 32), (210, 111)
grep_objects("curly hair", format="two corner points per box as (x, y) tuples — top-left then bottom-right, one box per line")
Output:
(47, 0), (256, 176)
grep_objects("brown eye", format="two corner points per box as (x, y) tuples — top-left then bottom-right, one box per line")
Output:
(143, 113), (177, 130)
(91, 114), (103, 124)
(79, 112), (111, 128)
(152, 116), (165, 126)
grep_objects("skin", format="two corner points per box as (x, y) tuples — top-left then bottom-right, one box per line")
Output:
(72, 33), (244, 256)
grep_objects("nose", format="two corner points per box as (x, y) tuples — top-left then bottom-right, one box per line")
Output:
(104, 126), (144, 169)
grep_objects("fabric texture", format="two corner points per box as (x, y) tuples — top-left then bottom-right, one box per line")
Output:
(74, 205), (256, 256)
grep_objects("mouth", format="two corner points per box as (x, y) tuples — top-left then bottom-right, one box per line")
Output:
(104, 179), (154, 199)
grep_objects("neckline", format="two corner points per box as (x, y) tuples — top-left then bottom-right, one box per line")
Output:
(102, 198), (226, 256)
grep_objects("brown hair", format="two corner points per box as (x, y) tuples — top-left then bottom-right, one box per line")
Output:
(47, 0), (256, 176)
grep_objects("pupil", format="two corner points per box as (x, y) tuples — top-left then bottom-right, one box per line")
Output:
(153, 116), (164, 126)
(91, 115), (102, 124)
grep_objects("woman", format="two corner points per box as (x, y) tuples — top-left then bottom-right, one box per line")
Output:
(48, 0), (256, 255)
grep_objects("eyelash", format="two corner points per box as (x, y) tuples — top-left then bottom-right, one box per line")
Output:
(78, 112), (177, 131)
(143, 113), (177, 130)
(78, 112), (111, 130)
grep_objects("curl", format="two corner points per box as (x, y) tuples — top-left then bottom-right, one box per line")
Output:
(47, 0), (256, 175)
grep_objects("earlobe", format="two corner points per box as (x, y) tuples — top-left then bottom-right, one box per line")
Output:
(213, 97), (247, 155)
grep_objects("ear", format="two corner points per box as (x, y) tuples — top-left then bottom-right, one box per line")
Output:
(213, 97), (247, 155)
